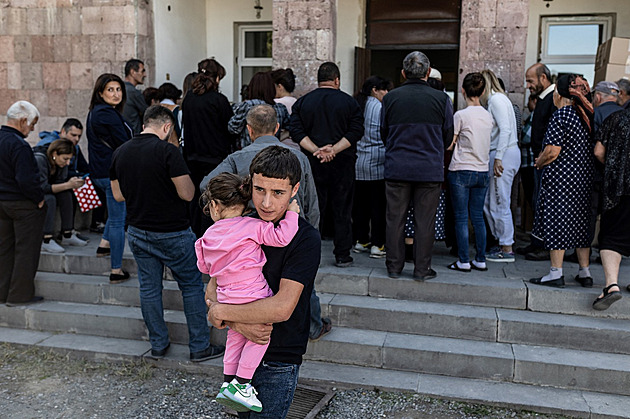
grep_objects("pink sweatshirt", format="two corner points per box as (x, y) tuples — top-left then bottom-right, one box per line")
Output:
(195, 211), (299, 304)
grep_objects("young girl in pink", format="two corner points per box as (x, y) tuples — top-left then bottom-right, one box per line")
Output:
(195, 172), (299, 413)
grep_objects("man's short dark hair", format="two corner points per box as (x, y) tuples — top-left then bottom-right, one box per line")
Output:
(125, 59), (144, 77)
(143, 105), (175, 128)
(250, 146), (301, 187)
(247, 104), (277, 139)
(61, 118), (83, 132)
(317, 62), (340, 83)
(617, 78), (630, 95)
(462, 72), (486, 98)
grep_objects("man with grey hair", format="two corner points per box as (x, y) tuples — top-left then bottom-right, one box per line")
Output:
(0, 100), (46, 306)
(380, 51), (454, 280)
(616, 78), (630, 109)
(201, 104), (331, 341)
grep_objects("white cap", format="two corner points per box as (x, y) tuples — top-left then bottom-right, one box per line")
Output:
(429, 68), (442, 80)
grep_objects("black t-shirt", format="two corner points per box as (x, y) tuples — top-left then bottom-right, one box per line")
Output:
(257, 214), (321, 365)
(110, 133), (191, 232)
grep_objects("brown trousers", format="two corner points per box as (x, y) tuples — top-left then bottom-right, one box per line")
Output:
(0, 200), (46, 303)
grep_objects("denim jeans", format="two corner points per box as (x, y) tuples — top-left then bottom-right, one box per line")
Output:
(92, 177), (126, 270)
(448, 170), (489, 263)
(126, 226), (210, 353)
(237, 361), (300, 419)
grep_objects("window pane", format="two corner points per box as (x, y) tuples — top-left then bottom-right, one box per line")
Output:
(245, 31), (272, 58)
(547, 24), (600, 56)
(240, 66), (272, 100)
(547, 64), (595, 85)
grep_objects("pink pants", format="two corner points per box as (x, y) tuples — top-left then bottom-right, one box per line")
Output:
(223, 328), (269, 379)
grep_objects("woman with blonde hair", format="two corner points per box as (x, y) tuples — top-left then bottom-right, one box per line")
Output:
(480, 69), (520, 263)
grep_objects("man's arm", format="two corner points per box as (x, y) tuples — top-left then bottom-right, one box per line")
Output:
(594, 141), (606, 164)
(111, 179), (125, 202)
(171, 174), (195, 202)
(199, 155), (237, 192)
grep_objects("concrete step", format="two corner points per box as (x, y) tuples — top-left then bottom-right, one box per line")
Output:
(0, 300), (226, 348)
(2, 326), (629, 419)
(34, 273), (630, 356)
(305, 326), (630, 396)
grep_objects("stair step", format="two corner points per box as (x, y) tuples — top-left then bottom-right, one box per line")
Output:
(305, 326), (630, 396)
(3, 326), (629, 418)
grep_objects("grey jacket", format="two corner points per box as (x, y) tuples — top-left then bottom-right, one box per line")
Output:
(200, 135), (320, 229)
(122, 81), (148, 135)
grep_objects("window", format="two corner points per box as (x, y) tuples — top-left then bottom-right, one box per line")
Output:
(236, 24), (272, 102)
(539, 15), (614, 83)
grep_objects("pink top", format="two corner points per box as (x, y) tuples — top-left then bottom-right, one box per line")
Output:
(195, 211), (299, 304)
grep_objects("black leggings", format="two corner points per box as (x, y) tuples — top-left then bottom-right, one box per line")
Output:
(43, 190), (74, 235)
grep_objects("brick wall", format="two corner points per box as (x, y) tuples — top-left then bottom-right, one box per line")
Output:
(0, 0), (155, 142)
(272, 0), (336, 97)
(458, 0), (529, 108)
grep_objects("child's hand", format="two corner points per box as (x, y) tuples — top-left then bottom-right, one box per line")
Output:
(288, 199), (300, 214)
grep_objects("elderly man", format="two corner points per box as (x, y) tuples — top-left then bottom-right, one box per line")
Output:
(290, 62), (364, 267)
(591, 107), (630, 310)
(122, 58), (148, 134)
(201, 104), (330, 342)
(0, 101), (46, 306)
(617, 78), (630, 109)
(380, 51), (454, 280)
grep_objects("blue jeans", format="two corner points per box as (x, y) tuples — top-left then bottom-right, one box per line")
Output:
(92, 177), (126, 270)
(237, 361), (300, 419)
(126, 226), (210, 353)
(448, 170), (489, 263)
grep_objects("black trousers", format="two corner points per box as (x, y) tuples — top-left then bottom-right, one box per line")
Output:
(311, 159), (354, 259)
(0, 200), (46, 303)
(385, 181), (441, 276)
(352, 179), (386, 247)
(43, 190), (74, 235)
(187, 160), (217, 238)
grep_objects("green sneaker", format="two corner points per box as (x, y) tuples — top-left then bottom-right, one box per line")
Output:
(224, 379), (263, 413)
(216, 382), (250, 412)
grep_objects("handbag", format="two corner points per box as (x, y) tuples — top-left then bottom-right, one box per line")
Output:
(73, 176), (103, 213)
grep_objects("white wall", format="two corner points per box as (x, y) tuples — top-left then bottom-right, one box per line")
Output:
(335, 0), (366, 96)
(205, 0), (273, 102)
(525, 0), (630, 86)
(153, 0), (207, 90)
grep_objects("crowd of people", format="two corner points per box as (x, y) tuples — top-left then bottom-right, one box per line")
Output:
(1, 51), (630, 417)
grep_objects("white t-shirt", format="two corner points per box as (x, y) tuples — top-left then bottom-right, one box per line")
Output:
(449, 105), (493, 172)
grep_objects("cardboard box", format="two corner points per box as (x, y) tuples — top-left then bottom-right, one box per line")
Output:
(594, 63), (630, 84)
(596, 37), (630, 70)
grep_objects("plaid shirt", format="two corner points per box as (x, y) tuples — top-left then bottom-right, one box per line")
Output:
(520, 113), (534, 168)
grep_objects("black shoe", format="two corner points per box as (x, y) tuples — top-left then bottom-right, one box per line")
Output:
(515, 243), (537, 255)
(90, 225), (105, 234)
(525, 249), (550, 261)
(6, 296), (44, 307)
(309, 318), (332, 342)
(593, 284), (622, 311)
(109, 270), (130, 284)
(529, 276), (565, 287)
(334, 256), (353, 268)
(387, 270), (402, 279)
(413, 268), (437, 281)
(97, 246), (111, 257)
(190, 344), (225, 362)
(148, 343), (170, 359)
(574, 275), (593, 288)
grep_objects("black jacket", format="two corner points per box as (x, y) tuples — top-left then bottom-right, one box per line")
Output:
(0, 125), (44, 204)
(86, 104), (133, 179)
(531, 92), (557, 157)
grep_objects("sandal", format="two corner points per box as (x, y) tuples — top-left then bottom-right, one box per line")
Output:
(447, 261), (471, 273)
(471, 261), (488, 272)
(593, 283), (622, 311)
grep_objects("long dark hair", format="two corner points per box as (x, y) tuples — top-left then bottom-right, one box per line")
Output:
(354, 76), (390, 111)
(270, 68), (296, 93)
(47, 139), (75, 174)
(201, 173), (252, 216)
(89, 73), (126, 113)
(247, 72), (276, 105)
(192, 59), (226, 95)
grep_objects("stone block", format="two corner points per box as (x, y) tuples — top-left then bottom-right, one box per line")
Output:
(91, 61), (113, 82)
(305, 327), (385, 368)
(123, 4), (137, 34)
(287, 3), (309, 30)
(101, 6), (127, 35)
(59, 8), (82, 35)
(0, 36), (15, 62)
(496, 0), (529, 29)
(478, 0), (497, 28)
(137, 5), (150, 36)
(31, 35), (54, 62)
(479, 27), (505, 53)
(115, 34), (135, 62)
(315, 265), (369, 295)
(291, 30), (317, 61)
(81, 7), (103, 35)
(56, 0), (74, 6)
(38, 333), (149, 358)
(47, 89), (67, 116)
(461, 28), (480, 62)
(502, 28), (528, 58)
(71, 35), (91, 61)
(4, 8), (27, 36)
(37, 0), (56, 7)
(0, 327), (52, 345)
(310, 2), (333, 30)
(272, 1), (288, 31)
(6, 65), (20, 93)
(0, 63), (6, 89)
(36, 251), (65, 273)
(21, 62), (43, 89)
(27, 8), (56, 35)
(28, 89), (49, 115)
(12, 35), (31, 62)
(43, 62), (71, 90)
(90, 34), (117, 62)
(0, 305), (27, 329)
(316, 29), (333, 61)
(69, 62), (93, 89)
(35, 273), (102, 304)
(460, 0), (479, 28)
(53, 35), (73, 62)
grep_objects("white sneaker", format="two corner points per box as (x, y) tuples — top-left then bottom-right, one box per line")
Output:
(223, 378), (263, 413)
(61, 233), (88, 247)
(216, 382), (250, 412)
(369, 245), (386, 258)
(352, 242), (370, 253)
(42, 240), (65, 253)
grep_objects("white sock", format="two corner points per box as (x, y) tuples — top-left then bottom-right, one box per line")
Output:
(457, 260), (471, 269)
(541, 267), (563, 282)
(472, 260), (486, 269)
(578, 266), (591, 278)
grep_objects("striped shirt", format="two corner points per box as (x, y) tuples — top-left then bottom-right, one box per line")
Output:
(355, 96), (385, 180)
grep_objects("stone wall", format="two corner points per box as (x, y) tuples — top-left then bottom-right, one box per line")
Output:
(458, 0), (529, 108)
(0, 0), (155, 141)
(272, 0), (336, 97)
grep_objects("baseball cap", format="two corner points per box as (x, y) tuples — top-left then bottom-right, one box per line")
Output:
(594, 81), (619, 96)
